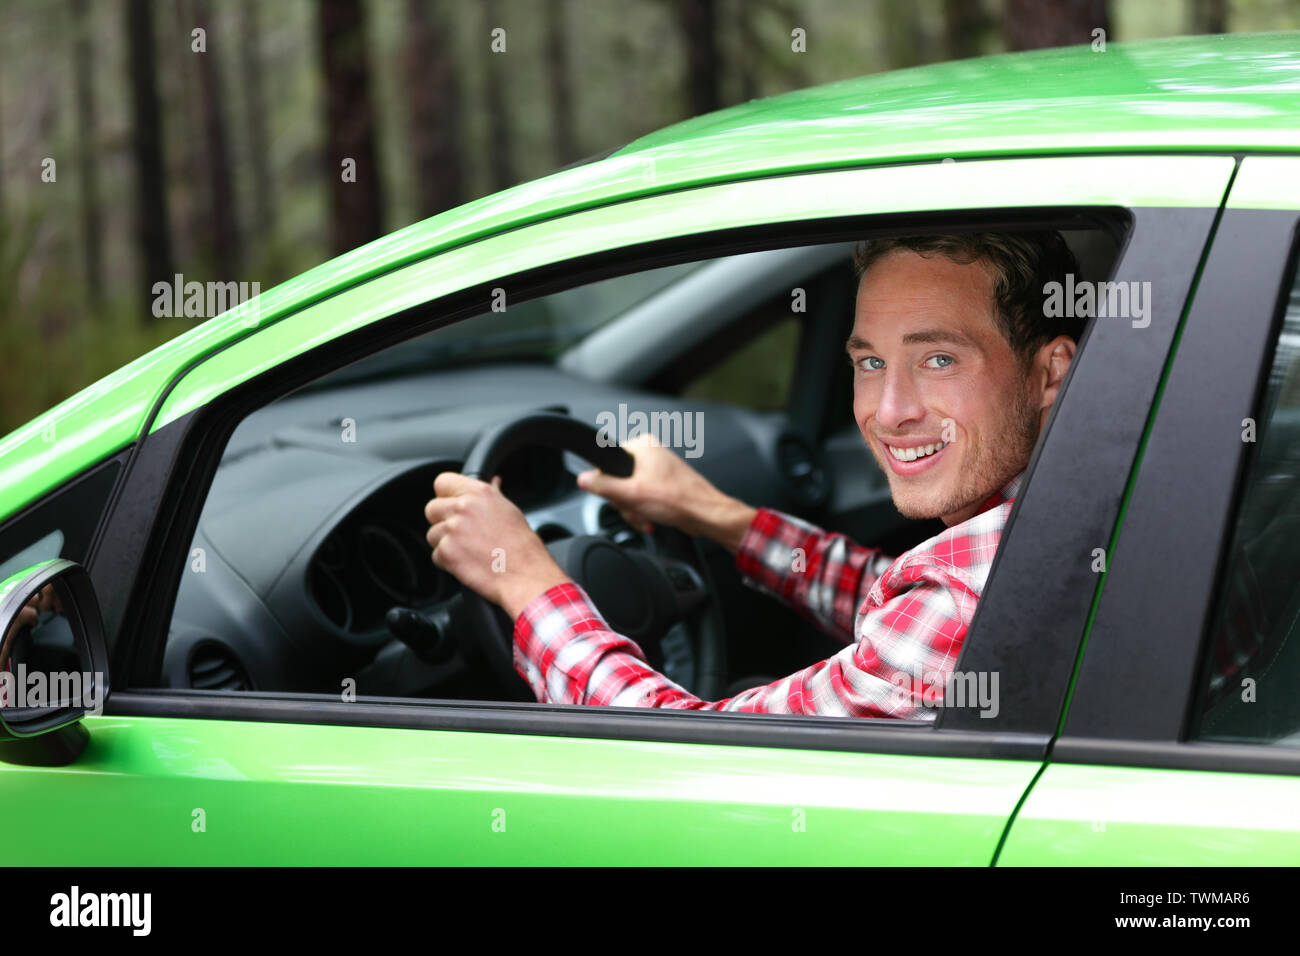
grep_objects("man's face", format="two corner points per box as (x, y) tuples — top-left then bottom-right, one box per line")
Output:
(847, 249), (1042, 526)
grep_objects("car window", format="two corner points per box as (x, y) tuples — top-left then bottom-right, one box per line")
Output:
(151, 223), (1117, 725)
(681, 314), (801, 412)
(305, 260), (709, 391)
(161, 249), (792, 698)
(1192, 254), (1300, 746)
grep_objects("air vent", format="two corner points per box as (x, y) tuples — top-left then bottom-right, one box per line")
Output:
(188, 641), (253, 691)
(776, 435), (829, 508)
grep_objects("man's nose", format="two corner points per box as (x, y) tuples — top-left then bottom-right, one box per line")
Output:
(876, 369), (926, 431)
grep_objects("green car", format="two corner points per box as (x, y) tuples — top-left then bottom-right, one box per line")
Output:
(3, 33), (1300, 866)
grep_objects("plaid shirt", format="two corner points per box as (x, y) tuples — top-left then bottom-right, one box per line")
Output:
(513, 472), (1022, 719)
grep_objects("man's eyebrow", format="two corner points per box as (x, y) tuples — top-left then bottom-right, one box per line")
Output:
(845, 329), (978, 352)
(901, 329), (978, 348)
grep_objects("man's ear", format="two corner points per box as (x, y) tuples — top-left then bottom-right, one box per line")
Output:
(1035, 335), (1077, 415)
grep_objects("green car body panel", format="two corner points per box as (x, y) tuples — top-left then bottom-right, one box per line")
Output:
(4, 716), (1038, 865)
(2, 37), (1300, 865)
(998, 764), (1300, 865)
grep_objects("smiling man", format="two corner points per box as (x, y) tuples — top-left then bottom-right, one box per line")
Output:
(425, 232), (1082, 718)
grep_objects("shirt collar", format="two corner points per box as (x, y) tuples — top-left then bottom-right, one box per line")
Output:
(976, 470), (1024, 516)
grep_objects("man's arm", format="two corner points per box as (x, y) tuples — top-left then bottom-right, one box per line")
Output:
(734, 507), (894, 645)
(513, 555), (978, 717)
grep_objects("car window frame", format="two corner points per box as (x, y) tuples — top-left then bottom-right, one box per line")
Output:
(81, 158), (1229, 758)
(1055, 156), (1300, 775)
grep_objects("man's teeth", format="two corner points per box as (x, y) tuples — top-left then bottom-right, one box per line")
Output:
(888, 441), (946, 462)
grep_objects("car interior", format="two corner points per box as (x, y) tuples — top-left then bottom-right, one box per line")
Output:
(163, 228), (1121, 705)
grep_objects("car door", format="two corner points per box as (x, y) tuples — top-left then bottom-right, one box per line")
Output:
(1, 154), (1231, 864)
(998, 156), (1300, 865)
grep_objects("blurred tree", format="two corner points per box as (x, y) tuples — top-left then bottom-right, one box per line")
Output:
(124, 0), (174, 318)
(883, 0), (939, 68)
(173, 0), (209, 274)
(1005, 0), (1111, 50)
(733, 0), (758, 102)
(945, 0), (992, 60)
(676, 0), (721, 115)
(0, 54), (4, 224)
(545, 0), (578, 165)
(240, 0), (276, 244)
(72, 0), (103, 309)
(193, 0), (239, 279)
(1191, 0), (1228, 33)
(318, 0), (385, 255)
(481, 0), (515, 190)
(403, 0), (465, 217)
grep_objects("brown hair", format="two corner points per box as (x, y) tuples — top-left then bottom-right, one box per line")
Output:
(853, 232), (1084, 369)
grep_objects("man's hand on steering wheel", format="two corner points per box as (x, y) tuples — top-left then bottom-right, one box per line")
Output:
(576, 434), (758, 555)
(424, 473), (570, 619)
(419, 413), (729, 700)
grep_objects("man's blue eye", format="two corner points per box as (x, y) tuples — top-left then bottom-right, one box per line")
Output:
(926, 354), (954, 369)
(862, 356), (885, 370)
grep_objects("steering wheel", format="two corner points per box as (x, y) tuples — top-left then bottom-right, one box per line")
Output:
(454, 412), (727, 702)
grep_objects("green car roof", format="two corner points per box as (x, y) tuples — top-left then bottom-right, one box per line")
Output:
(3, 31), (1299, 521)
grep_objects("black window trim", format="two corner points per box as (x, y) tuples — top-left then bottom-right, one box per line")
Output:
(0, 451), (130, 573)
(1057, 203), (1300, 774)
(88, 202), (1211, 759)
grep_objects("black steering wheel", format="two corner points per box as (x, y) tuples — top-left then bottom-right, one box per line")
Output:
(455, 412), (727, 702)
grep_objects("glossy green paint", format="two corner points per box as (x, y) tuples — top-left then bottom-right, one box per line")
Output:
(997, 763), (1300, 864)
(1225, 155), (1300, 210)
(625, 32), (1300, 167)
(0, 714), (1040, 864)
(0, 561), (49, 602)
(2, 32), (1295, 520)
(151, 154), (1234, 431)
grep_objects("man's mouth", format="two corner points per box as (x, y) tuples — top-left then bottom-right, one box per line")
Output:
(880, 439), (949, 475)
(885, 440), (947, 462)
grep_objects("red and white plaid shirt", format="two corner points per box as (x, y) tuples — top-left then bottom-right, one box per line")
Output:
(513, 471), (1022, 719)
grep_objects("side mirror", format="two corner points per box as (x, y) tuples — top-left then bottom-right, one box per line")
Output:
(0, 558), (109, 764)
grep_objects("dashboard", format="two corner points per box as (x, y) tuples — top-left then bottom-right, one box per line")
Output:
(161, 363), (858, 700)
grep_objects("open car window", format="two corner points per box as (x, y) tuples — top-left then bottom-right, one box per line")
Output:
(156, 225), (1116, 716)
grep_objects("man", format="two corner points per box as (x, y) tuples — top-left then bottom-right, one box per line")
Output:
(424, 232), (1083, 718)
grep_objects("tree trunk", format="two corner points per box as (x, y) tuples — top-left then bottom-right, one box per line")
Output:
(193, 0), (239, 280)
(404, 0), (464, 218)
(944, 0), (987, 61)
(1005, 0), (1111, 51)
(545, 0), (577, 166)
(72, 0), (104, 309)
(317, 0), (386, 256)
(174, 0), (208, 273)
(1190, 0), (1227, 34)
(481, 0), (515, 190)
(676, 0), (721, 116)
(240, 0), (275, 241)
(883, 0), (935, 68)
(124, 0), (174, 319)
(734, 0), (758, 103)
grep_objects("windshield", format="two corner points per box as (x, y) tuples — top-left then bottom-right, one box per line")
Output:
(306, 259), (708, 390)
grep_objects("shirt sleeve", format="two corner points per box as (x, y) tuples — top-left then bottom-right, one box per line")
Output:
(512, 553), (981, 720)
(734, 507), (894, 645)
